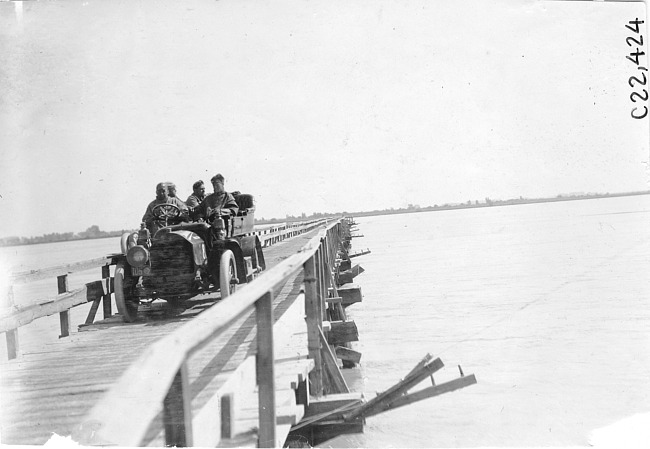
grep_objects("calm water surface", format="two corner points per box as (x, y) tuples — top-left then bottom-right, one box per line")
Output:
(332, 195), (650, 447)
(2, 197), (649, 447)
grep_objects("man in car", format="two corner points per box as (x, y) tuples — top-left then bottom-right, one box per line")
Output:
(142, 182), (190, 234)
(196, 174), (239, 222)
(186, 180), (206, 220)
(163, 182), (180, 199)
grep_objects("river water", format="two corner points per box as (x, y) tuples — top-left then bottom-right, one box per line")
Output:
(2, 196), (649, 447)
(332, 195), (650, 448)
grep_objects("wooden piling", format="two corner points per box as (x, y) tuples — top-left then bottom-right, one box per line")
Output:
(101, 265), (112, 319)
(57, 274), (70, 338)
(256, 291), (276, 448)
(163, 363), (193, 447)
(4, 285), (19, 360)
(304, 257), (323, 396)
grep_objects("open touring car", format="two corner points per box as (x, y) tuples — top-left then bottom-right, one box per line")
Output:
(114, 193), (265, 322)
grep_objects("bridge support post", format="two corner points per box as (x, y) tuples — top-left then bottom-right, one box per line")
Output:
(317, 248), (327, 321)
(4, 285), (19, 360)
(101, 265), (112, 319)
(57, 275), (70, 338)
(304, 257), (323, 396)
(163, 362), (193, 447)
(256, 291), (276, 448)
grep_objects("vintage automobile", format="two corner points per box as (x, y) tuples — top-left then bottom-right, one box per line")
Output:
(114, 193), (266, 322)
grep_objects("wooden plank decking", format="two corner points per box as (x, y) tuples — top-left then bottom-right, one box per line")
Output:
(0, 229), (323, 446)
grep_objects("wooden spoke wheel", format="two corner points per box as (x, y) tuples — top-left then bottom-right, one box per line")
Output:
(219, 250), (238, 299)
(114, 260), (139, 322)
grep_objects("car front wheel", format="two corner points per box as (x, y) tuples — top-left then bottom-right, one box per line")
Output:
(114, 260), (139, 322)
(219, 250), (238, 299)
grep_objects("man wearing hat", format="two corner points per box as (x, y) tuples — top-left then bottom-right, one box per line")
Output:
(196, 174), (239, 223)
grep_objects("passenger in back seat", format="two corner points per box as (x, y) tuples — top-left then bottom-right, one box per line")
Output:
(195, 173), (239, 224)
(186, 180), (206, 220)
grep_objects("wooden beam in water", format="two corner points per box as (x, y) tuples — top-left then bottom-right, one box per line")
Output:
(336, 284), (362, 307)
(343, 357), (444, 421)
(348, 249), (371, 258)
(338, 259), (352, 271)
(327, 321), (359, 346)
(337, 264), (365, 285)
(289, 393), (365, 448)
(365, 375), (478, 417)
(335, 346), (361, 364)
(309, 421), (365, 447)
(302, 393), (364, 420)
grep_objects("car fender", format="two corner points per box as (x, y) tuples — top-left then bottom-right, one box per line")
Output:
(238, 235), (266, 270)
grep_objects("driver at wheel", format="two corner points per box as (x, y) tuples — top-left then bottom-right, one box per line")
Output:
(142, 182), (190, 235)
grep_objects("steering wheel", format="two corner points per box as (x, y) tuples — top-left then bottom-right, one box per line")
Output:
(152, 203), (181, 226)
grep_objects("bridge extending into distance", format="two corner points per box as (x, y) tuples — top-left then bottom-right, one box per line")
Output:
(0, 218), (475, 447)
(1, 219), (369, 446)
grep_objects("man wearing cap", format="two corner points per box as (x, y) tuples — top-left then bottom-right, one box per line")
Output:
(196, 174), (239, 223)
(142, 182), (190, 234)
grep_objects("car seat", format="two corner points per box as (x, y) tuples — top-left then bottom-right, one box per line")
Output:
(233, 193), (255, 216)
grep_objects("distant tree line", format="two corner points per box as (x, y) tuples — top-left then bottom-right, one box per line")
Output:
(0, 225), (135, 247)
(4, 190), (649, 246)
(256, 190), (650, 223)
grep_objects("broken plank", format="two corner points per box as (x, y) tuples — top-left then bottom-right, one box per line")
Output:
(343, 357), (444, 421)
(366, 374), (477, 417)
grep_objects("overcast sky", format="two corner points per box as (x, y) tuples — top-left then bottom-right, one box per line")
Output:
(0, 0), (648, 238)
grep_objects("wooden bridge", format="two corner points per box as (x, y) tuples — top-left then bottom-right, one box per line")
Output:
(0, 218), (475, 447)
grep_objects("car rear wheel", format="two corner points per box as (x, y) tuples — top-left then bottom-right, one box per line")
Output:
(114, 260), (139, 322)
(219, 250), (238, 299)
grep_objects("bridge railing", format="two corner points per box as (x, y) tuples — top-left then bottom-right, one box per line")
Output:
(1, 218), (331, 361)
(254, 218), (328, 247)
(75, 219), (344, 447)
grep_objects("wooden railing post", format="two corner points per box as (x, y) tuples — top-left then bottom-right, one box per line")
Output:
(256, 291), (276, 448)
(314, 249), (322, 316)
(4, 285), (18, 360)
(163, 362), (193, 447)
(101, 265), (111, 319)
(304, 256), (323, 396)
(57, 274), (71, 338)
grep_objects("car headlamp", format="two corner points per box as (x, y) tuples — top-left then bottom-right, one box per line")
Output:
(126, 245), (149, 268)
